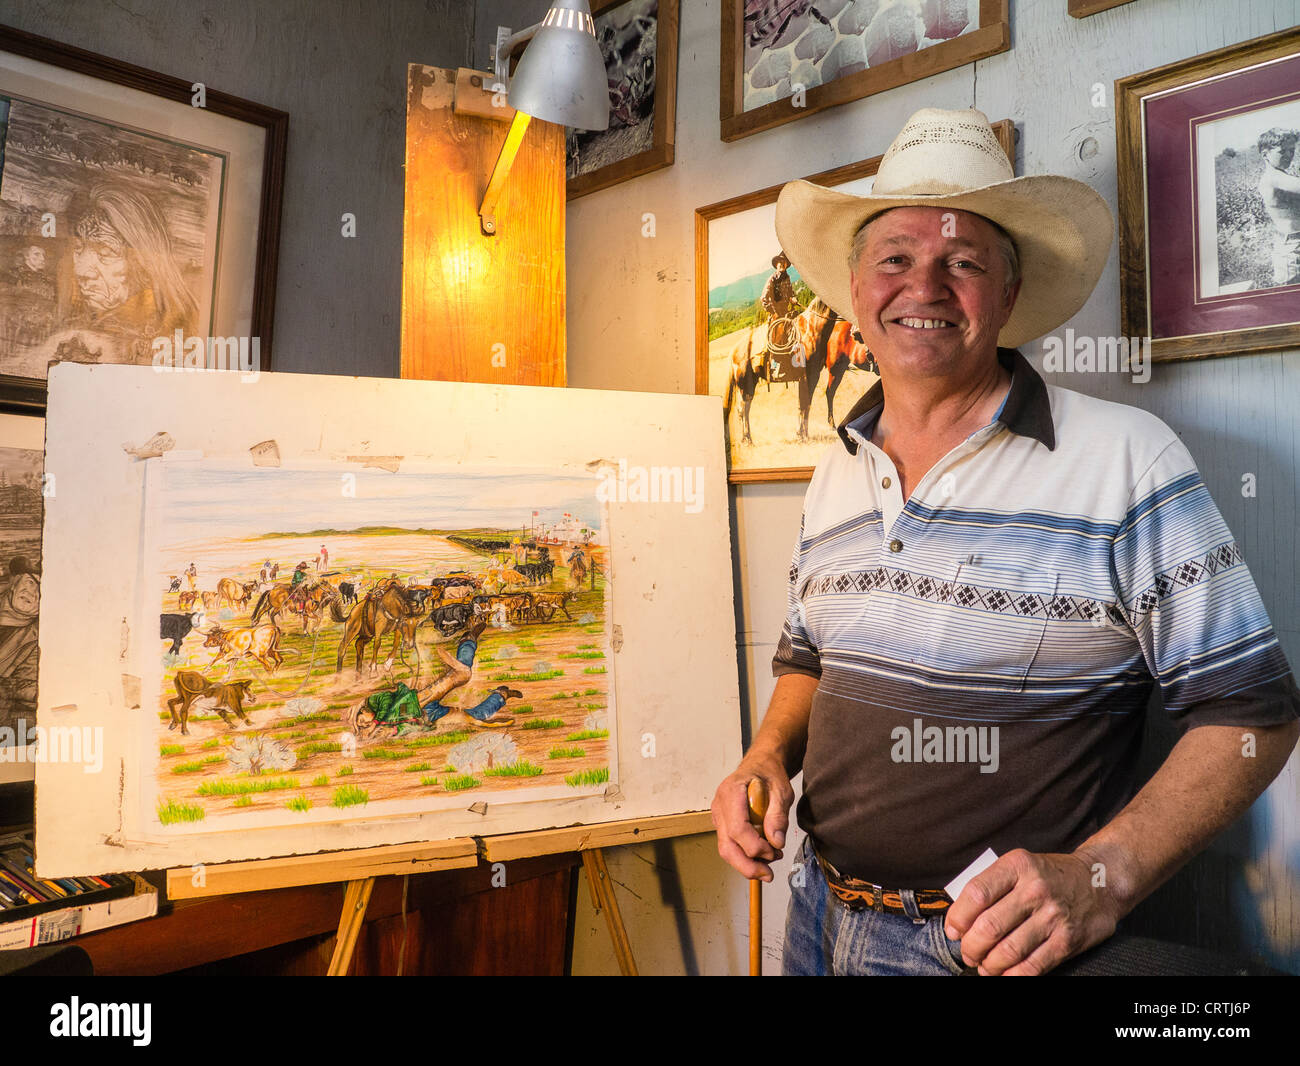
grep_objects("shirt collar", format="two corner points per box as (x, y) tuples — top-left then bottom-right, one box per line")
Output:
(836, 346), (1056, 455)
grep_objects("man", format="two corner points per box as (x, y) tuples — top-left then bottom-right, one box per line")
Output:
(1255, 127), (1300, 287)
(352, 618), (520, 736)
(760, 252), (795, 320)
(711, 108), (1300, 976)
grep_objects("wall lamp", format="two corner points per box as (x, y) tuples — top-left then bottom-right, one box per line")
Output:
(477, 0), (610, 235)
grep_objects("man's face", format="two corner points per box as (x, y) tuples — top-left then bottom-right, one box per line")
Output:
(73, 229), (130, 312)
(849, 207), (1020, 380)
(1263, 142), (1295, 171)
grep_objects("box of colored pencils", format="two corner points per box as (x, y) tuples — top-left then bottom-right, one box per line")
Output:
(0, 831), (135, 922)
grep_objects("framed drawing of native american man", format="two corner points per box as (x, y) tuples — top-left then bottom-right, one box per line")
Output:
(0, 24), (287, 410)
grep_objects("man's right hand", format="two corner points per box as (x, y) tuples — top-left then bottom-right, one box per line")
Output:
(710, 756), (795, 883)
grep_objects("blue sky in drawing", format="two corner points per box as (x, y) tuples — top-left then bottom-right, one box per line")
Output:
(156, 463), (603, 539)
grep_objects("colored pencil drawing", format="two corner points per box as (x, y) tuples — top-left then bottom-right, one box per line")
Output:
(142, 462), (614, 832)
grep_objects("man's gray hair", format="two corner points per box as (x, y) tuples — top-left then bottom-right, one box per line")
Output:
(848, 210), (1021, 292)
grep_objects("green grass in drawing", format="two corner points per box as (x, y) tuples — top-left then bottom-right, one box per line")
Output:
(332, 785), (369, 808)
(549, 746), (586, 759)
(298, 741), (343, 757)
(233, 796), (252, 807)
(288, 795), (312, 812)
(201, 738), (219, 750)
(420, 776), (439, 787)
(196, 776), (299, 797)
(521, 718), (565, 730)
(362, 748), (414, 760)
(311, 774), (330, 787)
(582, 666), (606, 675)
(160, 744), (184, 756)
(484, 760), (544, 778)
(404, 762), (433, 773)
(491, 669), (563, 682)
(157, 799), (206, 824)
(565, 767), (610, 787)
(559, 651), (604, 659)
(443, 774), (481, 792)
(566, 729), (609, 741)
(405, 731), (472, 748)
(336, 765), (354, 777)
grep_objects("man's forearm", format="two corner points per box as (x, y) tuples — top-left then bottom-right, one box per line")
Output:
(745, 672), (818, 778)
(1074, 720), (1300, 916)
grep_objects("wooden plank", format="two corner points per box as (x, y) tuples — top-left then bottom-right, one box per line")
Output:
(480, 811), (714, 861)
(165, 838), (478, 899)
(326, 876), (375, 976)
(401, 64), (565, 386)
(1069, 0), (1138, 17)
(583, 848), (638, 975)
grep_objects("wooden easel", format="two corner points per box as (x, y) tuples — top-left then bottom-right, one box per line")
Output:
(160, 60), (681, 976)
(165, 811), (712, 975)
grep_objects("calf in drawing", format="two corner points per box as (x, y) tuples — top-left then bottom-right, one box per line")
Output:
(166, 670), (257, 735)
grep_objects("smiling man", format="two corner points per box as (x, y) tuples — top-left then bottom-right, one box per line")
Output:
(710, 108), (1300, 976)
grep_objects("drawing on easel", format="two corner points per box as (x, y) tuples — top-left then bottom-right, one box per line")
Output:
(142, 462), (614, 832)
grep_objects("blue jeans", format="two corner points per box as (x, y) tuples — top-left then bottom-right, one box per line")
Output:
(782, 836), (969, 976)
(423, 638), (507, 723)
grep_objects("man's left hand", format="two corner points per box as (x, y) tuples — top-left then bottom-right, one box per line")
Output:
(943, 849), (1122, 976)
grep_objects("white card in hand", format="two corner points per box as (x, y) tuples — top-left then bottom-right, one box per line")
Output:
(945, 847), (998, 902)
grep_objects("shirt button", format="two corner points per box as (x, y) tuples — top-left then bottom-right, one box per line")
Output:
(889, 539), (903, 553)
(882, 477), (892, 489)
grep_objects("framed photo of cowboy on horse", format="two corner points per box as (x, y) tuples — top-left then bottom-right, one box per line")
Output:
(0, 24), (287, 412)
(1117, 26), (1300, 361)
(695, 119), (1013, 482)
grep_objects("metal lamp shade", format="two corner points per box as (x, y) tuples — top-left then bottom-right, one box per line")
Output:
(508, 0), (610, 132)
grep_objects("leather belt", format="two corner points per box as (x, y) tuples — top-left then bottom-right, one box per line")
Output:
(816, 849), (952, 915)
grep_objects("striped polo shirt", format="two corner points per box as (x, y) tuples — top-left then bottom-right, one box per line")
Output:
(774, 347), (1300, 888)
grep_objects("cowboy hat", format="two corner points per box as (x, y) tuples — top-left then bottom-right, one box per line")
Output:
(771, 252), (790, 269)
(774, 108), (1113, 348)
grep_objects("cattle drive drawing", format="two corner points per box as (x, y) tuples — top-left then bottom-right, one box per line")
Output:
(147, 463), (615, 830)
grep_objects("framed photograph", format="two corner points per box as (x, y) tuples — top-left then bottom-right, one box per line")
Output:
(1117, 27), (1300, 362)
(1068, 0), (1138, 17)
(720, 0), (1009, 143)
(696, 119), (1016, 482)
(0, 24), (287, 410)
(567, 0), (678, 200)
(0, 410), (42, 784)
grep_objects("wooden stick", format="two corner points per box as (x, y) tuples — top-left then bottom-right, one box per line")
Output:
(747, 778), (770, 977)
(327, 876), (376, 976)
(582, 848), (638, 976)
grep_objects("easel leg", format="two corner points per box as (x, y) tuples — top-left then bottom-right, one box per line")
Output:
(582, 849), (638, 976)
(327, 876), (377, 976)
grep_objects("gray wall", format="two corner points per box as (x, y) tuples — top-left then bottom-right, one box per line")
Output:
(553, 0), (1300, 974)
(5, 0), (474, 377)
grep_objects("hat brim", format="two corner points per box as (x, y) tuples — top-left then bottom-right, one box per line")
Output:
(774, 176), (1113, 349)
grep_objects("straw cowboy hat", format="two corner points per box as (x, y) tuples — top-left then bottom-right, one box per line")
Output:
(774, 108), (1113, 348)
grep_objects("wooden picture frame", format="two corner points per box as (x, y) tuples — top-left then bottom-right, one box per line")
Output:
(567, 0), (678, 200)
(1117, 27), (1300, 362)
(0, 24), (288, 411)
(1068, 0), (1138, 17)
(696, 119), (1014, 483)
(719, 0), (1009, 143)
